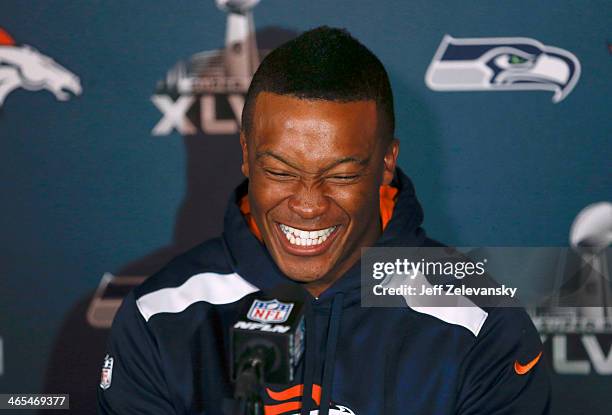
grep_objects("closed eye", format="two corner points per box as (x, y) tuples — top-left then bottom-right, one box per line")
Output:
(326, 174), (361, 184)
(330, 175), (358, 180)
(264, 169), (297, 180)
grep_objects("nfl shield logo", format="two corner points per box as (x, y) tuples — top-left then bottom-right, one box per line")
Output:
(99, 354), (114, 390)
(247, 299), (294, 323)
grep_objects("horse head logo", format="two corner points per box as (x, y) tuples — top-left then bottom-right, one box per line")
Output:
(0, 27), (82, 107)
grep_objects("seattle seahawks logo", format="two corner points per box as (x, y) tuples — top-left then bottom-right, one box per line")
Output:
(425, 35), (581, 103)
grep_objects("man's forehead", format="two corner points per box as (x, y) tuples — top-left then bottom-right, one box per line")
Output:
(251, 92), (377, 132)
(249, 92), (379, 154)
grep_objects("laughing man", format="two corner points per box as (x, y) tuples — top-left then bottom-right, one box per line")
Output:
(98, 27), (550, 415)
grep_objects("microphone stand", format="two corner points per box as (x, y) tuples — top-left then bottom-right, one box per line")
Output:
(234, 350), (266, 415)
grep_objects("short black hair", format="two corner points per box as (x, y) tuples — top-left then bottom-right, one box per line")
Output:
(242, 26), (395, 141)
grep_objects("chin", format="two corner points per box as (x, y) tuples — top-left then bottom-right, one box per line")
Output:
(278, 262), (329, 283)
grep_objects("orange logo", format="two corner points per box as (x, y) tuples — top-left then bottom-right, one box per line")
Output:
(263, 384), (356, 415)
(264, 384), (321, 415)
(514, 351), (542, 375)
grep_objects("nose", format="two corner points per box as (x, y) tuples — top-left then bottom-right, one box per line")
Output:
(287, 182), (330, 219)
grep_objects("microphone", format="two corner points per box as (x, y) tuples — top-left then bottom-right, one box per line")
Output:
(230, 287), (306, 414)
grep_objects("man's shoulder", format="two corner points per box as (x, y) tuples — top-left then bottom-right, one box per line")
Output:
(479, 306), (540, 344)
(133, 236), (234, 300)
(413, 238), (538, 340)
(403, 289), (536, 343)
(126, 236), (260, 324)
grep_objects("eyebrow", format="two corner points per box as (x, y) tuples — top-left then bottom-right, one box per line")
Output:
(255, 150), (370, 173)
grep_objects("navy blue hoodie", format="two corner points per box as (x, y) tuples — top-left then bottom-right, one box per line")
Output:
(97, 169), (550, 414)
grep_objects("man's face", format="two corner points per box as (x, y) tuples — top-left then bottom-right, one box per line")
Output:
(241, 92), (398, 295)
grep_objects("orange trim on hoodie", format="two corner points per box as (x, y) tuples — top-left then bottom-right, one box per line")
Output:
(239, 184), (398, 242)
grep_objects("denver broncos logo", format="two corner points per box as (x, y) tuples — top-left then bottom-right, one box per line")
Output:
(264, 384), (355, 415)
(0, 27), (81, 107)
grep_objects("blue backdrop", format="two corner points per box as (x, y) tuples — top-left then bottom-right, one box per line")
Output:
(0, 1), (610, 414)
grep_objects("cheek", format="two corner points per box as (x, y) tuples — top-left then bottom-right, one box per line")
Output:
(329, 183), (380, 222)
(249, 172), (291, 215)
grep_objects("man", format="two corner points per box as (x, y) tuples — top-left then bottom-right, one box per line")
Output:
(98, 27), (550, 414)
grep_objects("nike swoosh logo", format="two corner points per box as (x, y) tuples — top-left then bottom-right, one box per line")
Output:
(514, 351), (542, 375)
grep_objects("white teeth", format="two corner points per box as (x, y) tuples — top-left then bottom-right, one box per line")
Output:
(278, 223), (337, 247)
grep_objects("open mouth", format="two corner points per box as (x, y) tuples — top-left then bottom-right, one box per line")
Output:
(280, 224), (337, 246)
(274, 222), (341, 256)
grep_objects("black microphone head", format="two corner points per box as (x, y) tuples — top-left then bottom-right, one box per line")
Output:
(230, 284), (306, 384)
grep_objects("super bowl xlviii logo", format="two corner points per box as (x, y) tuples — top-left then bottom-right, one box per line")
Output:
(248, 299), (294, 324)
(99, 354), (114, 390)
(528, 202), (612, 375)
(151, 0), (266, 136)
(0, 27), (82, 108)
(425, 35), (580, 103)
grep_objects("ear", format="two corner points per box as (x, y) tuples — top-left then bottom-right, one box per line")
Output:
(240, 131), (250, 178)
(382, 139), (399, 186)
